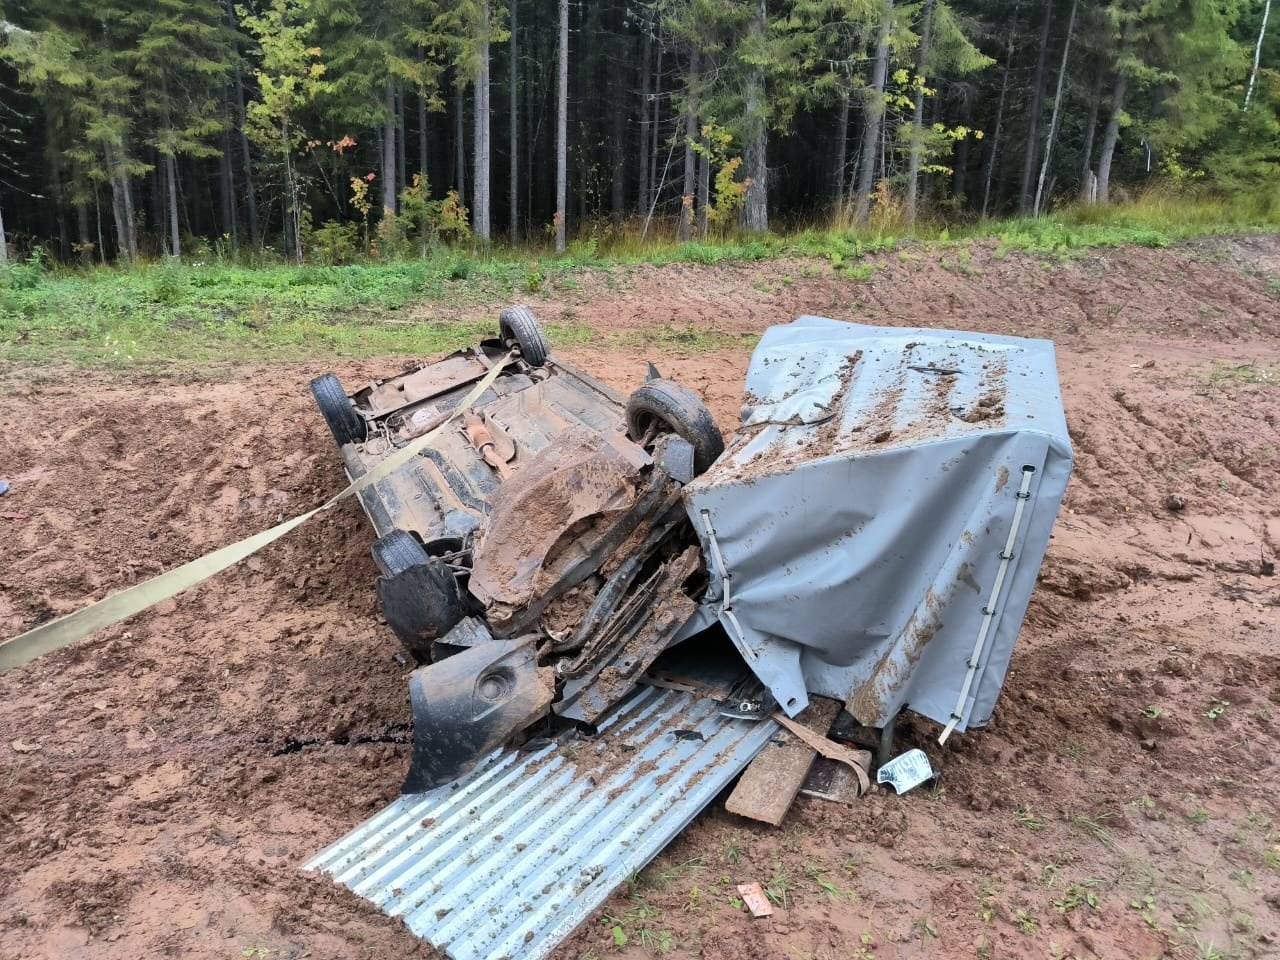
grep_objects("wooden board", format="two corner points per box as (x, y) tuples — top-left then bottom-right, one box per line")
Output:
(724, 696), (842, 826)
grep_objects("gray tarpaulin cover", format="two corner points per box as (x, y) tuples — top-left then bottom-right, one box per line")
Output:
(683, 316), (1072, 738)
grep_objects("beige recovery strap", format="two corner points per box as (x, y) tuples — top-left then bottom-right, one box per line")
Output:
(0, 351), (516, 675)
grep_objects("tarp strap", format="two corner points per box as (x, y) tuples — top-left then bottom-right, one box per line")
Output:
(939, 464), (1036, 744)
(0, 351), (516, 675)
(697, 508), (756, 663)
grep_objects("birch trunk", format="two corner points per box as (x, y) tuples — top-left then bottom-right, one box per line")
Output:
(509, 0), (519, 244)
(854, 0), (894, 226)
(1034, 0), (1077, 216)
(555, 0), (568, 252)
(1245, 0), (1271, 110)
(474, 15), (492, 242)
(0, 202), (7, 265)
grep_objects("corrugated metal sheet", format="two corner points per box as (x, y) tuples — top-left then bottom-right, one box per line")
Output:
(304, 685), (778, 960)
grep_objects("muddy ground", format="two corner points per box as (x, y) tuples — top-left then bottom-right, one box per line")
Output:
(2, 236), (1278, 960)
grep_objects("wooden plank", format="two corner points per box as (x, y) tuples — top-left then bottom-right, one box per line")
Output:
(725, 696), (842, 826)
(737, 882), (774, 918)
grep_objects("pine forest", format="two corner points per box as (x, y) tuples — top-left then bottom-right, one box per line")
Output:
(0, 0), (1276, 264)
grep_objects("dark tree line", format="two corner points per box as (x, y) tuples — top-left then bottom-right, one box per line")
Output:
(0, 0), (1275, 264)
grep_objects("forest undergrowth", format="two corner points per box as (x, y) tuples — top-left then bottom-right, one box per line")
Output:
(2, 190), (1277, 368)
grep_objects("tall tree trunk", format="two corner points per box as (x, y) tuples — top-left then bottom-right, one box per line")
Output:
(1097, 71), (1128, 203)
(555, 0), (568, 252)
(678, 48), (699, 242)
(454, 80), (467, 210)
(1019, 0), (1053, 214)
(611, 101), (626, 222)
(383, 79), (397, 215)
(165, 150), (181, 258)
(105, 140), (138, 263)
(282, 120), (301, 263)
(224, 0), (259, 249)
(219, 130), (237, 249)
(905, 0), (936, 227)
(1078, 63), (1104, 196)
(0, 202), (7, 265)
(397, 83), (407, 197)
(742, 0), (768, 232)
(1034, 0), (1078, 216)
(108, 168), (127, 262)
(696, 128), (710, 239)
(638, 29), (652, 217)
(854, 0), (893, 226)
(952, 87), (973, 203)
(76, 193), (92, 266)
(649, 42), (663, 213)
(835, 93), (850, 215)
(474, 15), (492, 242)
(1245, 0), (1272, 110)
(509, 0), (519, 244)
(419, 87), (429, 177)
(982, 20), (1016, 218)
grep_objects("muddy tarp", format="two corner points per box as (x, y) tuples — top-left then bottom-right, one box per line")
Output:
(683, 316), (1073, 737)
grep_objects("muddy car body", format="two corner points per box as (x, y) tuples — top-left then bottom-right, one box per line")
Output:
(311, 307), (724, 789)
(313, 308), (1073, 795)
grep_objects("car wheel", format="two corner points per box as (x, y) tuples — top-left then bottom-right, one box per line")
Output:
(625, 378), (725, 475)
(310, 372), (365, 447)
(373, 530), (467, 662)
(498, 305), (550, 367)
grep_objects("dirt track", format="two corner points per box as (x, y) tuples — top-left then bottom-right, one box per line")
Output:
(2, 237), (1279, 960)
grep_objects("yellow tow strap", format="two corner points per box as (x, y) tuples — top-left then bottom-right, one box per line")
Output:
(0, 351), (515, 674)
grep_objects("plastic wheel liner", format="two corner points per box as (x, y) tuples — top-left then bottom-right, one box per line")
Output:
(682, 316), (1073, 740)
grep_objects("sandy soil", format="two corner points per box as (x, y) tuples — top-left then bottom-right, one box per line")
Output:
(2, 236), (1278, 960)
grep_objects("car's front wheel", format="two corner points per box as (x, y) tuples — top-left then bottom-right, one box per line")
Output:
(625, 378), (725, 475)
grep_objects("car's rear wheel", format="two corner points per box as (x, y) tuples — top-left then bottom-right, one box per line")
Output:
(373, 530), (468, 662)
(499, 305), (550, 367)
(625, 378), (725, 475)
(310, 372), (365, 447)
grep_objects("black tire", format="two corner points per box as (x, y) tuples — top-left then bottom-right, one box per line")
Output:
(625, 378), (725, 475)
(499, 305), (550, 367)
(371, 529), (431, 577)
(373, 530), (467, 662)
(310, 373), (365, 447)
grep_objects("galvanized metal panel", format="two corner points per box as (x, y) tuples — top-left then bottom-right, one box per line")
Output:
(305, 686), (777, 960)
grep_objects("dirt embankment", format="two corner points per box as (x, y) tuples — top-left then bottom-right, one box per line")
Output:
(2, 235), (1278, 960)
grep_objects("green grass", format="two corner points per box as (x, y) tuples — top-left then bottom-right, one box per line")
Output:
(2, 188), (1276, 369)
(0, 256), (592, 366)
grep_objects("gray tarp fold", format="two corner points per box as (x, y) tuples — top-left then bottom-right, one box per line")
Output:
(684, 316), (1073, 737)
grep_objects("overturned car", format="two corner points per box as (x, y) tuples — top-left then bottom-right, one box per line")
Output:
(311, 308), (1072, 793)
